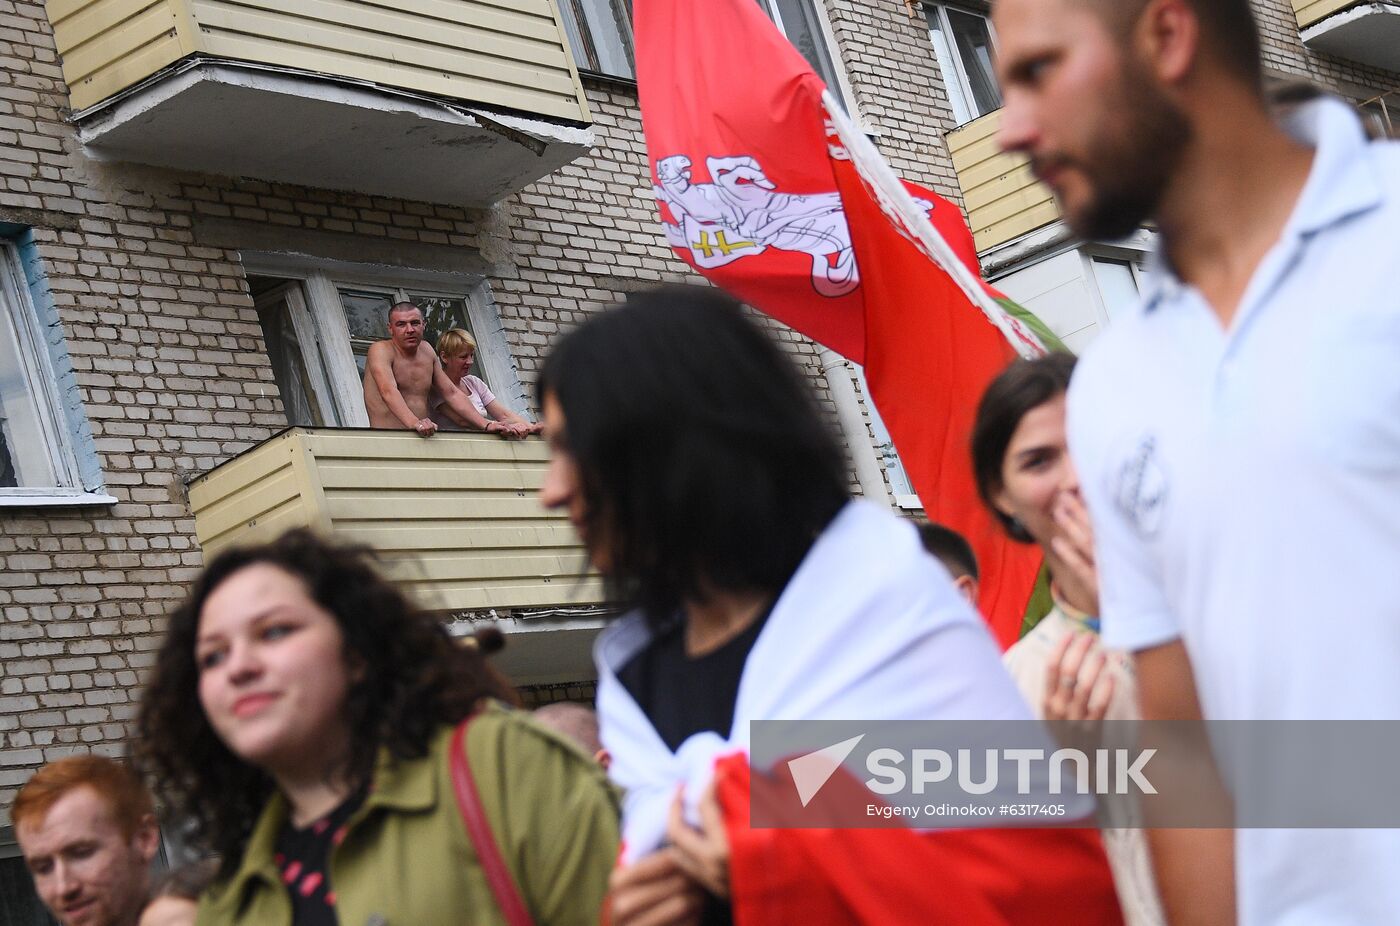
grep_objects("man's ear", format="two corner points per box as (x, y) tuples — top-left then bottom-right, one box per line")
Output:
(134, 814), (160, 865)
(1136, 0), (1201, 86)
(953, 575), (981, 609)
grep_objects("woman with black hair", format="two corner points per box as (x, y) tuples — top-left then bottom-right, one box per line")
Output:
(537, 286), (1124, 926)
(138, 529), (618, 926)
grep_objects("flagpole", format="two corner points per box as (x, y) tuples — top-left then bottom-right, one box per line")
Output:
(822, 90), (1046, 360)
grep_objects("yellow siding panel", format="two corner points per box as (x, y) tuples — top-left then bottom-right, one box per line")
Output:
(303, 430), (550, 464)
(190, 429), (600, 612)
(190, 0), (585, 121)
(323, 493), (558, 522)
(1293, 0), (1359, 29)
(315, 461), (543, 492)
(188, 432), (297, 511)
(974, 201), (1064, 254)
(948, 108), (1061, 253)
(201, 498), (314, 560)
(47, 0), (587, 122)
(49, 0), (169, 51)
(58, 1), (179, 88)
(202, 0), (571, 71)
(67, 32), (186, 109)
(195, 467), (303, 544)
(332, 522), (582, 552)
(396, 575), (605, 612)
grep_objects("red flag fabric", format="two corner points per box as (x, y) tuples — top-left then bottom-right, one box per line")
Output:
(634, 0), (1046, 646)
(715, 753), (1125, 924)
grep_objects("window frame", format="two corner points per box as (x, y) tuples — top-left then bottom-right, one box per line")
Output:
(1081, 247), (1152, 329)
(557, 0), (636, 81)
(0, 240), (114, 507)
(242, 254), (529, 430)
(925, 2), (1002, 126)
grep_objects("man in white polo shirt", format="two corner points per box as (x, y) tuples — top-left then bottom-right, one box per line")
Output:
(993, 0), (1400, 924)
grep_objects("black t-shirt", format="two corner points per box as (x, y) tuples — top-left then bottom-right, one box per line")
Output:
(273, 788), (366, 926)
(617, 602), (777, 926)
(617, 604), (773, 753)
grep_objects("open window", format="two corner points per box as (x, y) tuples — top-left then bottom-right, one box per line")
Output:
(244, 258), (526, 430)
(925, 3), (1002, 126)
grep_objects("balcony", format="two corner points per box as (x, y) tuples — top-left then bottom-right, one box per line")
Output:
(1293, 1), (1400, 71)
(947, 109), (1062, 255)
(44, 0), (594, 205)
(188, 428), (607, 684)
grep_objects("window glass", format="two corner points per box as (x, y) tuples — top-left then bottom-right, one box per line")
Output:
(407, 293), (482, 387)
(559, 0), (635, 79)
(338, 288), (397, 378)
(1, 847), (55, 925)
(926, 5), (1001, 124)
(257, 298), (328, 427)
(1091, 257), (1142, 322)
(0, 253), (59, 489)
(769, 0), (843, 94)
(946, 8), (1001, 117)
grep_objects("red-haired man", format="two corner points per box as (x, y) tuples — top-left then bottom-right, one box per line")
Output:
(14, 755), (159, 926)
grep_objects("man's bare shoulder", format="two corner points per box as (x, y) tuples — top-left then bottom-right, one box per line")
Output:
(366, 339), (393, 360)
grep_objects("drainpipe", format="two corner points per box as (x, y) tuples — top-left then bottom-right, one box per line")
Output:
(819, 347), (894, 509)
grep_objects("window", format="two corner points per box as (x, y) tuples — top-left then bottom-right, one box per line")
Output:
(757, 0), (846, 99)
(1088, 254), (1150, 323)
(558, 0), (635, 79)
(244, 258), (526, 429)
(1, 827), (55, 925)
(926, 4), (1001, 125)
(0, 239), (110, 505)
(559, 0), (847, 103)
(853, 365), (920, 507)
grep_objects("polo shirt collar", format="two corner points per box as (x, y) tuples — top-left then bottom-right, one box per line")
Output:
(1140, 96), (1383, 313)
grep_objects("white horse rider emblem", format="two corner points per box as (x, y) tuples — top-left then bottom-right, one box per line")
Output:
(653, 154), (860, 297)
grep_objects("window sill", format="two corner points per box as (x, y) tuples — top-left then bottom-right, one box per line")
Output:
(0, 491), (119, 509)
(894, 493), (924, 511)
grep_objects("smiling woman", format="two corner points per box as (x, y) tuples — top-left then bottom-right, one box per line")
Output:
(137, 530), (620, 926)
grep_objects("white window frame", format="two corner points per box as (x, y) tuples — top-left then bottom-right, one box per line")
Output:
(757, 0), (859, 115)
(925, 2), (1001, 126)
(242, 254), (530, 430)
(1080, 246), (1153, 329)
(851, 364), (921, 510)
(557, 0), (636, 80)
(0, 241), (114, 507)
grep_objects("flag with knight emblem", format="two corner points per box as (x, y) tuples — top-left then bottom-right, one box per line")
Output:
(636, 0), (1060, 648)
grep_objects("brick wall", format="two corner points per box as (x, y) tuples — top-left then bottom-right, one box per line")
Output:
(1252, 0), (1400, 95)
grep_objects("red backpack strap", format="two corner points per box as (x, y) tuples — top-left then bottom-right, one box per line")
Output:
(451, 713), (535, 926)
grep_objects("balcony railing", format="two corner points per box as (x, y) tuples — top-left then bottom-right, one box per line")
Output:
(946, 109), (1062, 255)
(44, 0), (594, 205)
(188, 428), (604, 614)
(1292, 1), (1400, 70)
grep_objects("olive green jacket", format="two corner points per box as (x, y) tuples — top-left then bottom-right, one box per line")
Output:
(197, 704), (620, 926)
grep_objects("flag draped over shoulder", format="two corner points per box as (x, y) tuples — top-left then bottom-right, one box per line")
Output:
(634, 0), (1055, 647)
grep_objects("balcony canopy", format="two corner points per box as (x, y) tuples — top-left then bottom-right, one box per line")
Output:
(1294, 1), (1400, 71)
(46, 0), (594, 205)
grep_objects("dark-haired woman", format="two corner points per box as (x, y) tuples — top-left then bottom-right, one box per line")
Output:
(538, 285), (1124, 926)
(972, 352), (1164, 926)
(138, 530), (618, 926)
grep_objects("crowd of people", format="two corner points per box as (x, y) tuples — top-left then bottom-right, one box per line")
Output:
(12, 0), (1400, 923)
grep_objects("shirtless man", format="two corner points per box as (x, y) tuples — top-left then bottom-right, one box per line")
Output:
(363, 302), (521, 437)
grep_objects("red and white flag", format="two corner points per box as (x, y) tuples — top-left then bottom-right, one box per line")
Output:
(635, 0), (1056, 647)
